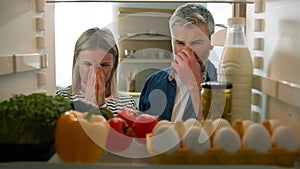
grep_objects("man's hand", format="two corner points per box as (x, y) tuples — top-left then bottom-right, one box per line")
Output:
(171, 49), (202, 90)
(171, 49), (204, 119)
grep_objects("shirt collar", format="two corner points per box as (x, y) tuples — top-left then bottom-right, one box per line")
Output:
(168, 68), (176, 81)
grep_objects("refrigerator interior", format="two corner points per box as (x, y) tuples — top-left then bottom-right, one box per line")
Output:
(248, 0), (300, 138)
(0, 0), (300, 127)
(0, 0), (300, 167)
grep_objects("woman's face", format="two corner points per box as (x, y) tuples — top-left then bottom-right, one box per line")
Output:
(171, 23), (212, 64)
(76, 48), (114, 91)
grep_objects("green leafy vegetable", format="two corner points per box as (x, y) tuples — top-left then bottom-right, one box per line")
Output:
(0, 93), (72, 144)
(99, 107), (114, 120)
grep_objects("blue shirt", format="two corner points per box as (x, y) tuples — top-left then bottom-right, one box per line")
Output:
(139, 60), (217, 121)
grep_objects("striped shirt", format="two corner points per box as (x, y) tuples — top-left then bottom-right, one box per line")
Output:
(56, 86), (137, 114)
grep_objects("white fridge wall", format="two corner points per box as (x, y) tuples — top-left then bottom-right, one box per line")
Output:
(255, 0), (300, 135)
(0, 0), (56, 101)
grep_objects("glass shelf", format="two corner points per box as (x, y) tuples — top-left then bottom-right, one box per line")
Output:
(120, 35), (171, 41)
(118, 12), (172, 18)
(120, 58), (172, 63)
(46, 0), (254, 3)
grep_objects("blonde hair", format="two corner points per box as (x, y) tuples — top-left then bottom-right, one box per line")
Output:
(71, 27), (119, 97)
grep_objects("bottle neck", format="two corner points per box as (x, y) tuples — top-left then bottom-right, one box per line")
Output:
(224, 24), (247, 47)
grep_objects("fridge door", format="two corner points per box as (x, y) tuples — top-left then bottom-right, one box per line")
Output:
(0, 0), (55, 101)
(250, 0), (300, 138)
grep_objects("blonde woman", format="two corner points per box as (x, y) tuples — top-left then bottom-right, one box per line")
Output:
(57, 27), (137, 114)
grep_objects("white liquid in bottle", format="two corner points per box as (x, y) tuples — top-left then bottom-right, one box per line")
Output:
(218, 17), (253, 121)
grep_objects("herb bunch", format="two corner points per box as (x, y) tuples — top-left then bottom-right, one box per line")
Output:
(0, 93), (72, 144)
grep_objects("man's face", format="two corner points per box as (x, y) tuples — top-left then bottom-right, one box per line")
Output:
(171, 23), (212, 64)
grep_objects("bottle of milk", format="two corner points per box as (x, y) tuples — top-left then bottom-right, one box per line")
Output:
(218, 17), (253, 121)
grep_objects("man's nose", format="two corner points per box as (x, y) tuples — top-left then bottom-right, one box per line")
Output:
(181, 45), (193, 51)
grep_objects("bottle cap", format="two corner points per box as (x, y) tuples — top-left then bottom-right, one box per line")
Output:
(201, 82), (233, 89)
(227, 17), (245, 26)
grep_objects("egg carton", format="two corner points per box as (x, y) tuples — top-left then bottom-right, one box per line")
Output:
(146, 134), (300, 167)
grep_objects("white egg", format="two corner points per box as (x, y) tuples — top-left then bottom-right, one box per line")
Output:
(203, 119), (215, 138)
(242, 120), (254, 131)
(184, 118), (202, 128)
(213, 127), (241, 154)
(183, 126), (211, 154)
(173, 120), (186, 140)
(184, 118), (202, 133)
(213, 118), (231, 131)
(232, 119), (244, 139)
(152, 120), (171, 135)
(272, 125), (300, 152)
(269, 119), (283, 131)
(151, 123), (180, 154)
(242, 123), (272, 153)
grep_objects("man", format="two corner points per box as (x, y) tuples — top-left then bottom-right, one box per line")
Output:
(139, 3), (217, 121)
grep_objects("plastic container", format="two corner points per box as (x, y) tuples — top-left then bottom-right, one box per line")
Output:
(218, 17), (253, 121)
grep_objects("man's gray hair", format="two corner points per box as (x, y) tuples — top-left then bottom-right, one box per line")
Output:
(170, 3), (215, 36)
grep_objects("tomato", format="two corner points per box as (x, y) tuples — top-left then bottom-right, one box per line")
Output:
(106, 117), (133, 152)
(107, 117), (126, 134)
(131, 114), (158, 144)
(116, 108), (137, 128)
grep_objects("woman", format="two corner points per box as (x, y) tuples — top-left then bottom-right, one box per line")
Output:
(57, 27), (137, 113)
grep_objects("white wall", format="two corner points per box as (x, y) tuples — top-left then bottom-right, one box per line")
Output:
(54, 2), (115, 88)
(264, 0), (300, 132)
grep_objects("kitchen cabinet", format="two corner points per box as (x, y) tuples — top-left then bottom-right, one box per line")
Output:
(117, 7), (174, 60)
(117, 7), (174, 96)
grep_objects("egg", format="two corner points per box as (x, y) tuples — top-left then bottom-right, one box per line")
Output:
(242, 120), (254, 131)
(272, 125), (300, 152)
(183, 126), (211, 154)
(269, 119), (283, 131)
(152, 120), (171, 135)
(184, 118), (202, 132)
(233, 119), (244, 139)
(151, 123), (180, 154)
(242, 123), (272, 153)
(213, 118), (231, 131)
(213, 127), (241, 154)
(203, 119), (215, 138)
(174, 120), (186, 140)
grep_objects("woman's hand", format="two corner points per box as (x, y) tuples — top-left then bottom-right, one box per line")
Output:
(95, 65), (106, 107)
(84, 65), (96, 104)
(84, 65), (106, 107)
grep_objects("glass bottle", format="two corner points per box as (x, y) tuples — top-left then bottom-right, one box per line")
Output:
(201, 81), (233, 123)
(218, 17), (253, 121)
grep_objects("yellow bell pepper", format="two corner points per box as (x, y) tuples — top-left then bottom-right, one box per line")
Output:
(55, 110), (109, 163)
